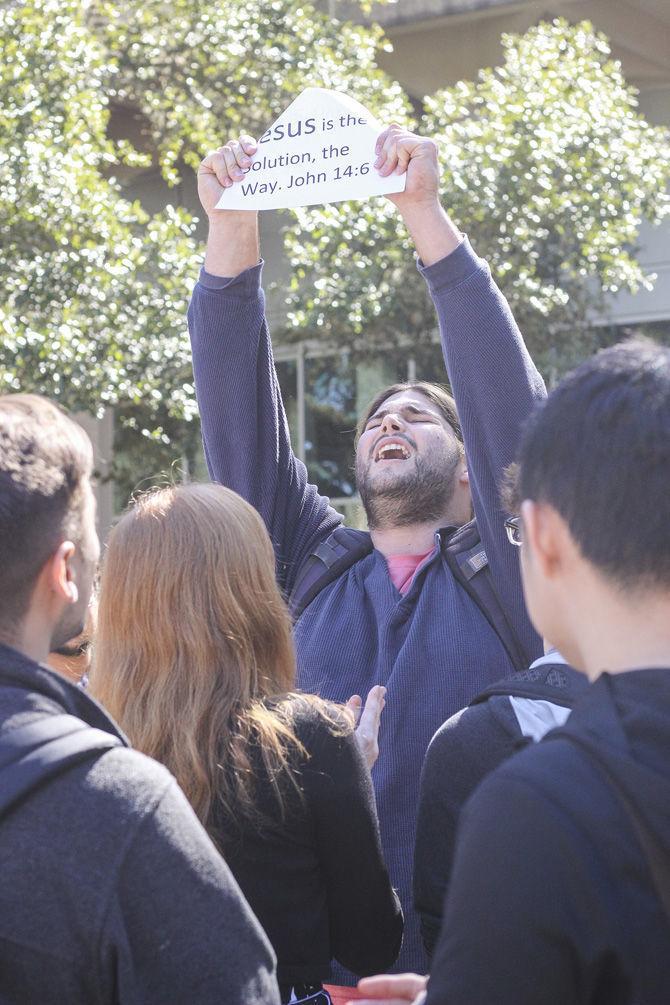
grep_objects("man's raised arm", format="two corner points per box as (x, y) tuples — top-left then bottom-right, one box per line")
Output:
(188, 137), (341, 594)
(378, 126), (544, 661)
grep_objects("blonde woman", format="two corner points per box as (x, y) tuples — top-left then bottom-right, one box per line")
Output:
(90, 484), (402, 1005)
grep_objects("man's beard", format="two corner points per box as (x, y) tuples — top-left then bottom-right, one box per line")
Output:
(50, 605), (87, 654)
(357, 444), (461, 531)
(49, 541), (96, 653)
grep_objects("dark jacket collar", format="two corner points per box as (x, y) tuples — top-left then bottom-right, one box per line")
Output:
(0, 642), (128, 743)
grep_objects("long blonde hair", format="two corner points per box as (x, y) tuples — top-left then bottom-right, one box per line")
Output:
(90, 483), (337, 837)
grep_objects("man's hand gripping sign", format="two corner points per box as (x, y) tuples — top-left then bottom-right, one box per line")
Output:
(210, 87), (407, 210)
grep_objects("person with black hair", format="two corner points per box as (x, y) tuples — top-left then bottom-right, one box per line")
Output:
(351, 338), (670, 1005)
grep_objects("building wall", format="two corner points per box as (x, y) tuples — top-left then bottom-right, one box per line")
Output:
(607, 85), (670, 325)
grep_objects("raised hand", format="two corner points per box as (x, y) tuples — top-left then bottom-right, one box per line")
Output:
(374, 124), (440, 212)
(198, 135), (260, 276)
(374, 124), (461, 266)
(197, 135), (259, 218)
(346, 684), (387, 770)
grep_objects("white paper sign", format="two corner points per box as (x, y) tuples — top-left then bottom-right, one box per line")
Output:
(215, 87), (406, 211)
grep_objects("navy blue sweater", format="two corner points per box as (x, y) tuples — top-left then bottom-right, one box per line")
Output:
(187, 237), (544, 973)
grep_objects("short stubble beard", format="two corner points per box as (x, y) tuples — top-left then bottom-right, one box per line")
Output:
(50, 608), (87, 654)
(356, 442), (462, 531)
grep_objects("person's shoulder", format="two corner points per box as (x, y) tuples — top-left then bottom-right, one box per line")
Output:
(18, 746), (192, 893)
(77, 745), (178, 823)
(427, 695), (521, 761)
(432, 694), (518, 743)
(468, 729), (605, 827)
(278, 695), (358, 776)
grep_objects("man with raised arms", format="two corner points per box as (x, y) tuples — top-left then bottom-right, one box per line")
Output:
(187, 125), (545, 974)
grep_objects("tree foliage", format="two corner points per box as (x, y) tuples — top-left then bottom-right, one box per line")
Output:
(0, 0), (407, 495)
(0, 0), (201, 417)
(98, 0), (409, 185)
(285, 19), (670, 375)
(2, 7), (669, 502)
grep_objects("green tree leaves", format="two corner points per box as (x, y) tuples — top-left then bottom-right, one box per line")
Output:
(0, 0), (404, 438)
(99, 0), (409, 184)
(286, 19), (670, 375)
(2, 7), (668, 500)
(0, 0), (201, 418)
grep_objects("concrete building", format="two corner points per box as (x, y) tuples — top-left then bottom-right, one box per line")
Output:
(108, 0), (670, 526)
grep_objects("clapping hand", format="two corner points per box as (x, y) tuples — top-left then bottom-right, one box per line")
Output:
(346, 685), (386, 770)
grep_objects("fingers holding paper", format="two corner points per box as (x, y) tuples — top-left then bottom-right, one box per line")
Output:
(374, 125), (440, 211)
(199, 135), (261, 276)
(197, 135), (259, 217)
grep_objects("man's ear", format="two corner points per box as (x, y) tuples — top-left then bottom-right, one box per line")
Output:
(520, 499), (570, 578)
(453, 453), (469, 487)
(45, 541), (79, 605)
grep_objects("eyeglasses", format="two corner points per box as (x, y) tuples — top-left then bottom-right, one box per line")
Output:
(52, 639), (92, 659)
(504, 516), (522, 547)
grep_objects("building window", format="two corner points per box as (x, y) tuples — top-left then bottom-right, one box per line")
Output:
(303, 353), (356, 498)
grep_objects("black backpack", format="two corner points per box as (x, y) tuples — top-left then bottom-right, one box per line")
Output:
(288, 519), (531, 671)
(0, 713), (122, 821)
(470, 661), (587, 709)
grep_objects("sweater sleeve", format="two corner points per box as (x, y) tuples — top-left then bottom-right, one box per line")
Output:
(101, 777), (280, 1005)
(419, 240), (545, 662)
(413, 698), (524, 958)
(426, 769), (617, 1005)
(187, 265), (341, 595)
(302, 718), (403, 976)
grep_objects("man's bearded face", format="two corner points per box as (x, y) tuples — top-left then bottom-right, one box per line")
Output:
(355, 391), (463, 530)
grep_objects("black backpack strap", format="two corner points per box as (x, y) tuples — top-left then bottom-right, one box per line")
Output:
(289, 527), (373, 620)
(0, 714), (123, 821)
(443, 520), (530, 671)
(561, 735), (670, 924)
(471, 664), (586, 709)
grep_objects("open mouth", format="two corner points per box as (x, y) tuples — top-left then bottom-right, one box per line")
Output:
(375, 441), (411, 462)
